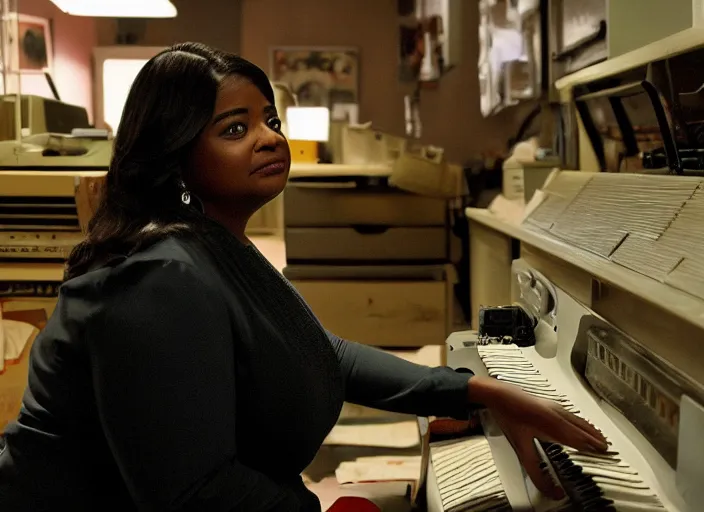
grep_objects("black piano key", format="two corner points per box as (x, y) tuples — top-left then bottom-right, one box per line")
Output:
(541, 441), (618, 512)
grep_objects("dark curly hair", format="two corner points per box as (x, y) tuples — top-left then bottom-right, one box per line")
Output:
(66, 42), (275, 279)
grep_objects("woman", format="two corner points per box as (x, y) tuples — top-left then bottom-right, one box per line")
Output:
(0, 43), (606, 511)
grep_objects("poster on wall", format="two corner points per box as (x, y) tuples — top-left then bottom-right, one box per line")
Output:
(269, 47), (359, 110)
(397, 0), (459, 84)
(2, 14), (54, 74)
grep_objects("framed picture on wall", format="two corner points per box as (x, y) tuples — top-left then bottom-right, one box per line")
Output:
(269, 46), (359, 109)
(2, 14), (54, 74)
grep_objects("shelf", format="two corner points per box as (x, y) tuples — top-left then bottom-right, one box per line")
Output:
(465, 207), (704, 332)
(554, 27), (704, 94)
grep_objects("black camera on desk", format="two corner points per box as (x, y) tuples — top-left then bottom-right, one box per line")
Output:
(478, 305), (536, 347)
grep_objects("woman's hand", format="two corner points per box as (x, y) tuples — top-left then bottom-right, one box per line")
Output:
(468, 376), (608, 499)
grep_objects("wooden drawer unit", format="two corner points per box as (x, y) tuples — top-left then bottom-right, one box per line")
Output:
(284, 184), (447, 227)
(285, 226), (447, 262)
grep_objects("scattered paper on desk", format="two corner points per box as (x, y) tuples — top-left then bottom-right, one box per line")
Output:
(335, 455), (422, 504)
(323, 421), (420, 448)
(0, 317), (36, 373)
(335, 456), (422, 485)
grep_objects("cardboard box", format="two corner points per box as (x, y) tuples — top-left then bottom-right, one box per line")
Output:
(390, 150), (465, 199)
(341, 124), (406, 166)
(0, 308), (44, 432)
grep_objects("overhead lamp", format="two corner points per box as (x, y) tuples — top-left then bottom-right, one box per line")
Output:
(49, 0), (178, 18)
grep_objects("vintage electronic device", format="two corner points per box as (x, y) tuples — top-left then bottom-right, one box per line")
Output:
(0, 94), (91, 139)
(0, 96), (110, 315)
(478, 304), (536, 346)
(0, 96), (111, 170)
(423, 27), (704, 510)
(0, 170), (105, 315)
(422, 257), (704, 511)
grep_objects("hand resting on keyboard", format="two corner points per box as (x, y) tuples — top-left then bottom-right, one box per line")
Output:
(467, 375), (609, 499)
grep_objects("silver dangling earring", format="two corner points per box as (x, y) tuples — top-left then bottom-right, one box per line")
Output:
(179, 180), (191, 205)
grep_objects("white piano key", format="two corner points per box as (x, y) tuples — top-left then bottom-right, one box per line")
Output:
(437, 457), (495, 486)
(575, 459), (638, 474)
(430, 436), (510, 511)
(579, 465), (645, 483)
(569, 454), (633, 469)
(445, 490), (507, 512)
(496, 378), (556, 391)
(441, 471), (502, 500)
(593, 478), (659, 494)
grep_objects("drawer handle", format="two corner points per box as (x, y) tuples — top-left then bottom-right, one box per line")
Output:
(351, 225), (390, 235)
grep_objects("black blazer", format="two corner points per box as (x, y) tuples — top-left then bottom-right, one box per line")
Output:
(0, 234), (473, 511)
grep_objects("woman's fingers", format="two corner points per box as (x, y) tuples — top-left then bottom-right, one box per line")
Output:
(513, 434), (565, 500)
(555, 408), (608, 452)
(558, 407), (607, 441)
(526, 404), (608, 453)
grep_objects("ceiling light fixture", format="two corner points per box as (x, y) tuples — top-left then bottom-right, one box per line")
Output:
(49, 0), (178, 18)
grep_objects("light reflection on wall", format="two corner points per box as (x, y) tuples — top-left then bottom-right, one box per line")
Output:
(102, 58), (148, 133)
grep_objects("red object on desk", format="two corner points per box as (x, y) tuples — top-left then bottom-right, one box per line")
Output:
(326, 497), (381, 512)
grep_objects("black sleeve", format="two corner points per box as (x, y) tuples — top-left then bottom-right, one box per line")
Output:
(327, 331), (474, 419)
(88, 259), (301, 512)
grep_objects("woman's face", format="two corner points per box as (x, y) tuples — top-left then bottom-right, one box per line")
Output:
(187, 76), (291, 214)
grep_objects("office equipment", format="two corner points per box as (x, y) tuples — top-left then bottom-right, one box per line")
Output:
(0, 170), (105, 316)
(477, 305), (535, 346)
(424, 247), (704, 510)
(0, 134), (112, 169)
(441, 22), (704, 511)
(0, 96), (111, 169)
(0, 98), (109, 315)
(501, 158), (557, 203)
(0, 94), (91, 139)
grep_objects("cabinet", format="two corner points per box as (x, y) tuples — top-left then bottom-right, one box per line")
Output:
(283, 168), (456, 347)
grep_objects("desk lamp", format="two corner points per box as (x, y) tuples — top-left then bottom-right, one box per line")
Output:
(286, 106), (330, 163)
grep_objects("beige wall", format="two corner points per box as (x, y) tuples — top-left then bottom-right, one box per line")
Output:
(96, 0), (241, 53)
(20, 0), (97, 121)
(240, 0), (532, 163)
